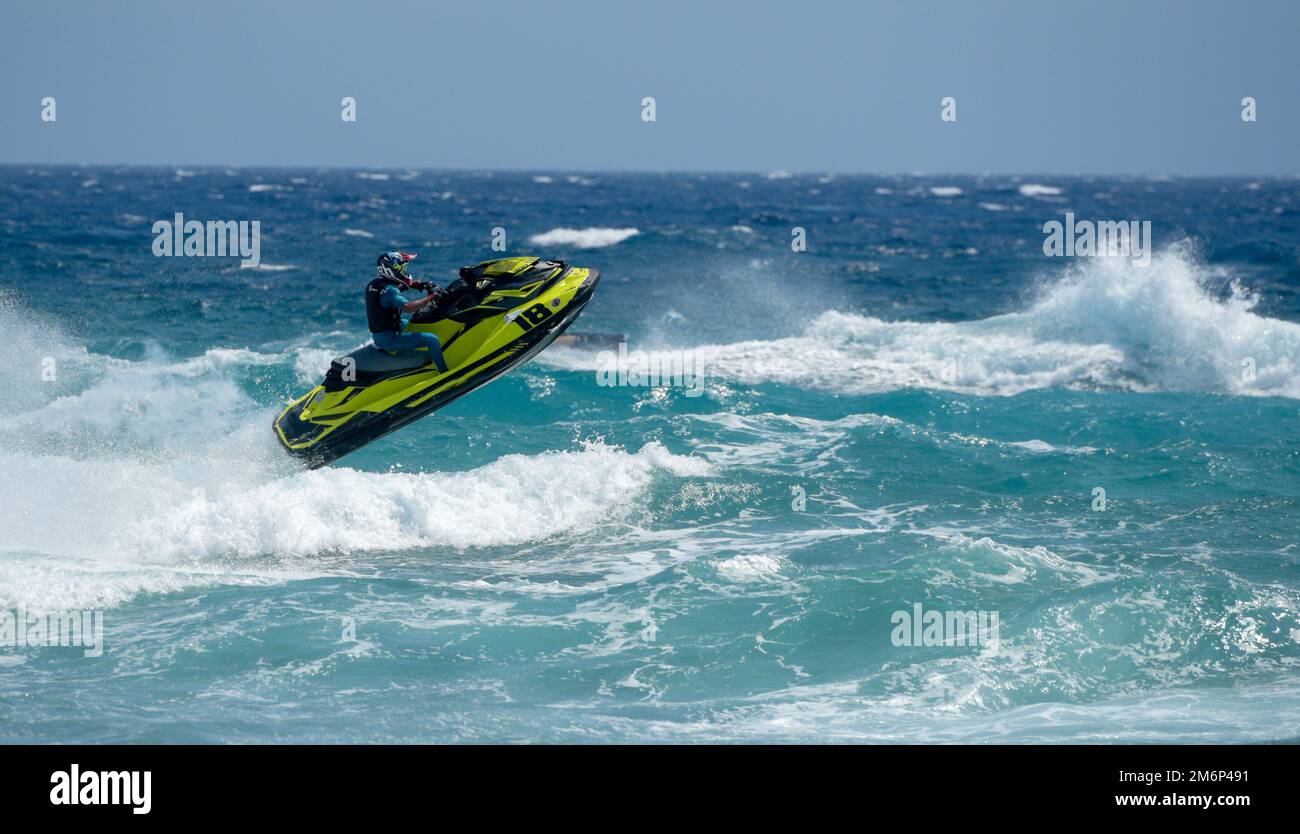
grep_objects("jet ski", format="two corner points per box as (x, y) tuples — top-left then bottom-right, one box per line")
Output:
(274, 256), (600, 468)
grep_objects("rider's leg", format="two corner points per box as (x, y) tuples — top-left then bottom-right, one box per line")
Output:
(371, 330), (449, 373)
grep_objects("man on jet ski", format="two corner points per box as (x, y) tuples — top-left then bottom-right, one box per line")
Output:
(367, 251), (450, 373)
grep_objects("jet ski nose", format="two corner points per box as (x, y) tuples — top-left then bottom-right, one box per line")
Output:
(576, 268), (600, 300)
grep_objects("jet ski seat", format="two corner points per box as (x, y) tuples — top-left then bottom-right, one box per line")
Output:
(322, 346), (431, 391)
(349, 346), (430, 372)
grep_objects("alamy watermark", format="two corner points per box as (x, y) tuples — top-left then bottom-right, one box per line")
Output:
(596, 342), (706, 397)
(890, 602), (999, 651)
(152, 213), (261, 267)
(50, 765), (150, 814)
(1043, 212), (1151, 267)
(0, 607), (104, 657)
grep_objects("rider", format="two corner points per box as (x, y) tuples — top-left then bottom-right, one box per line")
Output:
(366, 251), (449, 373)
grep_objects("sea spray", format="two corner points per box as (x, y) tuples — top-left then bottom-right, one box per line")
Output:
(545, 246), (1300, 398)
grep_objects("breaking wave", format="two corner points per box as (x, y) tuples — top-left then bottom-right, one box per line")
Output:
(545, 246), (1300, 398)
(528, 227), (640, 249)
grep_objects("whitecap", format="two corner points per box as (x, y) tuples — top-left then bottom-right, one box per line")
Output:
(1018, 183), (1063, 197)
(528, 227), (639, 249)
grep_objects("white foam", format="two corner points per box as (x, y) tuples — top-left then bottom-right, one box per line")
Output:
(629, 672), (1300, 743)
(546, 310), (1122, 396)
(1006, 439), (1098, 455)
(912, 530), (1119, 587)
(542, 245), (1300, 398)
(2, 441), (712, 558)
(687, 412), (900, 468)
(528, 227), (639, 249)
(928, 186), (963, 197)
(1018, 183), (1063, 197)
(0, 302), (712, 610)
(0, 437), (709, 610)
(292, 344), (358, 385)
(717, 554), (788, 583)
(0, 551), (323, 614)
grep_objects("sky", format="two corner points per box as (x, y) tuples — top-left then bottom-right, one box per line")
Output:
(1, 0), (1296, 175)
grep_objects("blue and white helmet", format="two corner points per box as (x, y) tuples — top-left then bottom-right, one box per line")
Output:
(376, 251), (417, 282)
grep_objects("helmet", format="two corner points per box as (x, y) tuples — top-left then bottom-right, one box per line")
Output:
(376, 251), (418, 284)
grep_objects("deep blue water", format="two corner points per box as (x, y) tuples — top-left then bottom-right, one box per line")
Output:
(1, 167), (1299, 742)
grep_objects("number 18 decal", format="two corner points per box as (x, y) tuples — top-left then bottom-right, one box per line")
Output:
(513, 303), (553, 331)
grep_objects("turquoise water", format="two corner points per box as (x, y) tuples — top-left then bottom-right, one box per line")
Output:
(1, 168), (1298, 742)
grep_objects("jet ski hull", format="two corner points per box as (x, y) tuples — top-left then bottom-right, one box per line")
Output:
(274, 259), (599, 468)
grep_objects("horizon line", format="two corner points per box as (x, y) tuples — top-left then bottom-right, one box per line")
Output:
(1, 162), (1296, 180)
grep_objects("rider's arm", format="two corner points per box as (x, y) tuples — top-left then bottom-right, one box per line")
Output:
(402, 293), (438, 313)
(401, 283), (442, 312)
(380, 285), (437, 314)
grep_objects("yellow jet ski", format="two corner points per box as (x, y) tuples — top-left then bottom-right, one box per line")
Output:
(274, 256), (600, 468)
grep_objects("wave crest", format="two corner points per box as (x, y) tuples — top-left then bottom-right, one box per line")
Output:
(528, 227), (639, 249)
(545, 246), (1300, 398)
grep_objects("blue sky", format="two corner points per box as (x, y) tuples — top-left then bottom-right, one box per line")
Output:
(2, 0), (1296, 174)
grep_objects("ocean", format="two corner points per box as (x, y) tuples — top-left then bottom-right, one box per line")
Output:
(1, 167), (1298, 742)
